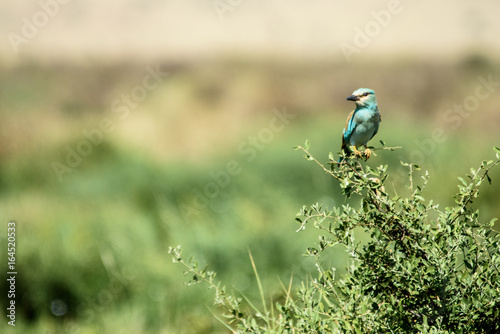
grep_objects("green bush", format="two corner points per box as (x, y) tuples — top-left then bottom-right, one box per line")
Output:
(169, 145), (500, 333)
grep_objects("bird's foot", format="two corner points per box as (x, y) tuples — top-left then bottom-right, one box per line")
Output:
(364, 147), (372, 159)
(351, 146), (363, 158)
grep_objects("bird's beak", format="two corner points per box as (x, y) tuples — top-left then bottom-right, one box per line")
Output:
(346, 95), (359, 101)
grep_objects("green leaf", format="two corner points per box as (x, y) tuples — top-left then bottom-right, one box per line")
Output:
(414, 195), (425, 202)
(457, 177), (467, 186)
(304, 139), (310, 150)
(387, 240), (396, 252)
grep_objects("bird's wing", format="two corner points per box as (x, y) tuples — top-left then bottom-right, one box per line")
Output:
(368, 111), (381, 140)
(342, 109), (357, 142)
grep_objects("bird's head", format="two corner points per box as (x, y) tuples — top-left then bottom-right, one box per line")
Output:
(346, 88), (377, 107)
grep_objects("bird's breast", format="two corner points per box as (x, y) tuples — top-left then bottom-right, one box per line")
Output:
(349, 109), (380, 146)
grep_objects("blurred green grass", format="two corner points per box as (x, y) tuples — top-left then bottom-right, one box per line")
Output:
(1, 55), (500, 333)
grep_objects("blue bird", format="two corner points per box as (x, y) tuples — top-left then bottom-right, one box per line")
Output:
(339, 88), (381, 162)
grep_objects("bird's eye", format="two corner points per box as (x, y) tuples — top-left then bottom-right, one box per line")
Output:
(362, 92), (369, 97)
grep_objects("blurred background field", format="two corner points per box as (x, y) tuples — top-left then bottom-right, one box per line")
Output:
(1, 1), (500, 333)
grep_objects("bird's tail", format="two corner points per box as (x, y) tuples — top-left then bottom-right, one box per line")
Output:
(338, 140), (352, 163)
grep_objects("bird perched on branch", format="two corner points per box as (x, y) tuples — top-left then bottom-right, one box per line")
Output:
(339, 88), (381, 162)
